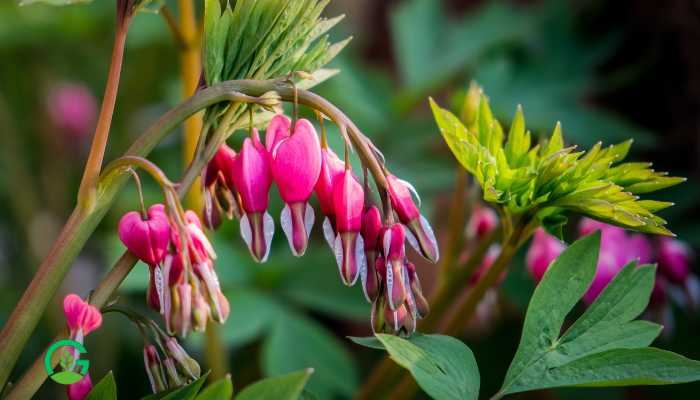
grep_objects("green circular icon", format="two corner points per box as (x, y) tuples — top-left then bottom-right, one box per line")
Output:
(44, 339), (90, 385)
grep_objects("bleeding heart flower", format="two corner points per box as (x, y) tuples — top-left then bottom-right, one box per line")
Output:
(66, 374), (92, 400)
(386, 174), (439, 263)
(332, 169), (366, 286)
(118, 204), (171, 266)
(405, 262), (429, 319)
(360, 206), (383, 302)
(265, 114), (291, 152)
(143, 345), (167, 393)
(315, 147), (345, 249)
(271, 118), (322, 256)
(383, 223), (409, 310)
(63, 294), (102, 340)
(203, 144), (240, 228)
(231, 129), (274, 263)
(526, 228), (566, 282)
(467, 206), (498, 240)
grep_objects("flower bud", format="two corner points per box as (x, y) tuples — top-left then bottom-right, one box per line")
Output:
(163, 357), (182, 387)
(118, 204), (171, 266)
(144, 345), (167, 393)
(203, 144), (240, 227)
(406, 262), (429, 319)
(383, 224), (408, 310)
(232, 129), (274, 263)
(386, 174), (439, 263)
(47, 83), (97, 140)
(466, 206), (498, 240)
(271, 119), (322, 256)
(332, 169), (366, 286)
(192, 291), (211, 332)
(165, 338), (200, 380)
(66, 373), (92, 400)
(360, 206), (383, 302)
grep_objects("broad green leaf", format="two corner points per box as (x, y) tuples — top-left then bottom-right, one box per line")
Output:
(220, 288), (281, 347)
(86, 371), (117, 400)
(262, 313), (358, 398)
(348, 336), (385, 350)
(142, 372), (209, 400)
(195, 375), (233, 400)
(497, 234), (700, 397)
(373, 334), (480, 400)
(235, 369), (313, 400)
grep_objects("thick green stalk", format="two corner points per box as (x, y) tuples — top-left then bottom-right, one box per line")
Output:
(0, 83), (264, 391)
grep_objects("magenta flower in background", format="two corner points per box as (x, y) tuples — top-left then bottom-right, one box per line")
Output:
(467, 206), (498, 241)
(47, 82), (97, 140)
(657, 237), (691, 285)
(526, 228), (566, 282)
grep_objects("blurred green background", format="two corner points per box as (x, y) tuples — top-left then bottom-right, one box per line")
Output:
(0, 0), (699, 398)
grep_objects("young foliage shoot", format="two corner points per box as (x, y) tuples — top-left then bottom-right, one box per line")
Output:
(351, 334), (480, 400)
(430, 86), (684, 237)
(496, 232), (700, 398)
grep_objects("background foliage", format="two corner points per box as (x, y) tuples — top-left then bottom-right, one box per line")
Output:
(0, 0), (699, 398)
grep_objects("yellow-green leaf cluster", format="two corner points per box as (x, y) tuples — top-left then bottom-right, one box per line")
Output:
(430, 87), (684, 236)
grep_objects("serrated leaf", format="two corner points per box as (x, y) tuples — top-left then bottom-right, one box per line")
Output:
(373, 333), (480, 400)
(236, 369), (313, 400)
(497, 234), (700, 397)
(86, 371), (117, 400)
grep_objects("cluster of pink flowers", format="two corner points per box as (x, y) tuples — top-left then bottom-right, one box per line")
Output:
(118, 203), (229, 337)
(526, 218), (697, 309)
(200, 114), (438, 335)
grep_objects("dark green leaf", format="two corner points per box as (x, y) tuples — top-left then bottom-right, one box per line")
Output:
(142, 372), (209, 400)
(348, 336), (385, 350)
(86, 371), (117, 400)
(235, 369), (313, 400)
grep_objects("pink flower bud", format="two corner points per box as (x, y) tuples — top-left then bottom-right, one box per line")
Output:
(231, 130), (274, 263)
(63, 294), (102, 339)
(467, 206), (498, 240)
(203, 144), (240, 227)
(360, 206), (383, 302)
(271, 119), (322, 256)
(361, 206), (383, 251)
(469, 245), (506, 286)
(204, 144), (236, 188)
(332, 169), (366, 286)
(165, 338), (200, 380)
(386, 174), (439, 263)
(383, 224), (408, 310)
(406, 262), (429, 319)
(118, 204), (171, 266)
(192, 291), (211, 333)
(526, 228), (566, 282)
(658, 237), (691, 285)
(144, 345), (167, 393)
(47, 83), (97, 140)
(66, 373), (92, 400)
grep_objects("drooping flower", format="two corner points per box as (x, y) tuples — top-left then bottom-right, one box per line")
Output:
(66, 374), (92, 400)
(526, 228), (566, 282)
(165, 337), (201, 380)
(360, 206), (382, 302)
(231, 129), (274, 263)
(386, 174), (439, 263)
(144, 345), (167, 393)
(203, 144), (240, 229)
(315, 147), (345, 249)
(383, 223), (409, 310)
(63, 294), (102, 341)
(118, 204), (171, 267)
(332, 169), (366, 286)
(271, 118), (322, 256)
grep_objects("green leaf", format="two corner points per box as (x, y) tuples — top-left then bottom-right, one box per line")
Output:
(262, 312), (358, 398)
(371, 334), (480, 400)
(235, 369), (313, 400)
(195, 375), (233, 400)
(497, 234), (700, 397)
(219, 288), (281, 347)
(348, 336), (385, 350)
(86, 371), (117, 400)
(142, 372), (209, 400)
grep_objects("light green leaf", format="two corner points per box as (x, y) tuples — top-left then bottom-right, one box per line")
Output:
(262, 312), (358, 398)
(373, 334), (480, 400)
(195, 375), (233, 400)
(142, 372), (209, 400)
(235, 369), (313, 400)
(497, 234), (700, 397)
(86, 371), (117, 400)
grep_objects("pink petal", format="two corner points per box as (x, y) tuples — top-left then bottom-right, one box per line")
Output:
(265, 114), (291, 152)
(232, 133), (272, 213)
(332, 170), (364, 232)
(271, 119), (322, 203)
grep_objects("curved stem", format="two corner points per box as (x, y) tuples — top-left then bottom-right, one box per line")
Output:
(101, 156), (175, 190)
(76, 16), (130, 211)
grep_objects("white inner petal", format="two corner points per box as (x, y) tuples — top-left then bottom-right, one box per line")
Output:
(333, 234), (344, 280)
(420, 214), (440, 260)
(304, 203), (315, 236)
(383, 229), (392, 259)
(322, 217), (335, 250)
(353, 235), (366, 288)
(239, 214), (253, 251)
(403, 224), (420, 252)
(280, 205), (297, 256)
(386, 261), (395, 310)
(398, 178), (421, 206)
(262, 212), (275, 263)
(154, 264), (165, 314)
